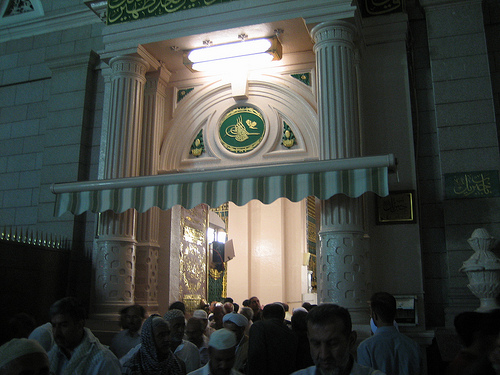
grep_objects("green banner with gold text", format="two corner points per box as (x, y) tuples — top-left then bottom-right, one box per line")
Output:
(444, 170), (500, 199)
(107, 0), (237, 25)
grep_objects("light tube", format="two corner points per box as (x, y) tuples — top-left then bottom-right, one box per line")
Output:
(188, 38), (272, 63)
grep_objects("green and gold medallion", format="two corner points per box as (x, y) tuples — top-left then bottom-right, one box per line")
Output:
(218, 107), (265, 153)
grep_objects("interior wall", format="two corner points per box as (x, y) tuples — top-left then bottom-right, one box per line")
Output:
(360, 14), (426, 327)
(226, 198), (307, 309)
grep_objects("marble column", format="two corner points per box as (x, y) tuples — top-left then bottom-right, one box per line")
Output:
(311, 21), (370, 324)
(93, 55), (149, 318)
(135, 67), (171, 315)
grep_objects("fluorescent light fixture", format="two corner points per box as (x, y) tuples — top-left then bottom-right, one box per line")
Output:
(184, 36), (282, 72)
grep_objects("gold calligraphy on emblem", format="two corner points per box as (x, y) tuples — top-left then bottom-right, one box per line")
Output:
(224, 115), (259, 142)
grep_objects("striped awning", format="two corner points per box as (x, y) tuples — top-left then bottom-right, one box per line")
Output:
(51, 154), (396, 217)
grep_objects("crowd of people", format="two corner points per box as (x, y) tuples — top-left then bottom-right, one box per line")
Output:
(1, 292), (500, 375)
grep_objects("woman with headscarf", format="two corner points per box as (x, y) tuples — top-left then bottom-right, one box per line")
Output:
(122, 314), (186, 375)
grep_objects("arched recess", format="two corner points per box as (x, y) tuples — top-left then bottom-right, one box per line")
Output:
(159, 71), (319, 172)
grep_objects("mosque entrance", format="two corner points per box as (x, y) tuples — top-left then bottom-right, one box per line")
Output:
(159, 197), (318, 315)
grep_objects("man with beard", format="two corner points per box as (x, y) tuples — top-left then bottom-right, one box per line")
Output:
(187, 328), (243, 375)
(47, 297), (121, 375)
(291, 304), (384, 375)
(164, 309), (201, 373)
(186, 317), (209, 365)
(122, 314), (186, 375)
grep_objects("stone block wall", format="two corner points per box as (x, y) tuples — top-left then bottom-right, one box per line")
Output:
(0, 3), (104, 253)
(412, 0), (500, 327)
(0, 3), (105, 306)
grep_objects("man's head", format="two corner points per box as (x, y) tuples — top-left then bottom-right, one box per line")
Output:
(163, 309), (185, 345)
(212, 305), (225, 329)
(307, 303), (357, 373)
(239, 307), (253, 323)
(223, 302), (234, 314)
(369, 292), (397, 326)
(121, 304), (145, 333)
(249, 297), (261, 313)
(186, 317), (205, 348)
(168, 301), (186, 315)
(208, 328), (237, 375)
(0, 338), (49, 375)
(49, 297), (86, 353)
(262, 303), (285, 321)
(151, 316), (171, 360)
(193, 309), (209, 329)
(140, 315), (171, 361)
(223, 312), (248, 343)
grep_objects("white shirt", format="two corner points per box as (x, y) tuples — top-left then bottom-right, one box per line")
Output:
(48, 328), (121, 375)
(187, 362), (244, 375)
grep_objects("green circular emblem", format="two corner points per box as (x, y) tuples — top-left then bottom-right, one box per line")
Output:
(219, 107), (265, 153)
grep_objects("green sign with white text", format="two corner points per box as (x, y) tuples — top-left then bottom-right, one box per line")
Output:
(107, 0), (237, 25)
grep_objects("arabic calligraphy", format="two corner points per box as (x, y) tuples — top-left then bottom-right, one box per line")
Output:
(361, 0), (402, 17)
(449, 172), (498, 197)
(225, 115), (259, 142)
(107, 0), (236, 25)
(219, 107), (265, 154)
(378, 192), (414, 223)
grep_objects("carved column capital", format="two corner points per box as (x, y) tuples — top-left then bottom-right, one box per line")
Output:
(311, 20), (356, 48)
(109, 55), (149, 79)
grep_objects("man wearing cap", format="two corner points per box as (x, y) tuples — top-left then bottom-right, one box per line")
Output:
(0, 338), (50, 375)
(187, 328), (243, 375)
(186, 317), (210, 365)
(223, 313), (249, 374)
(193, 309), (215, 338)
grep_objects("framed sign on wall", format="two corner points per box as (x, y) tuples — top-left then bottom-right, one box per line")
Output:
(376, 190), (416, 224)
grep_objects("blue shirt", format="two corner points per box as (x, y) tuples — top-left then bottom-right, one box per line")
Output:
(357, 326), (421, 375)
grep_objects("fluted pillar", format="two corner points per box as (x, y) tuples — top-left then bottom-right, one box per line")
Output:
(93, 55), (149, 318)
(311, 21), (370, 323)
(135, 67), (171, 315)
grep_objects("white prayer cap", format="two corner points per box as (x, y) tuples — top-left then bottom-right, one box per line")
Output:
(209, 328), (237, 350)
(193, 309), (208, 319)
(0, 338), (46, 369)
(223, 312), (248, 327)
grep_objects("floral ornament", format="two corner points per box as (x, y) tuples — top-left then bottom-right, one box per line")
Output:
(190, 130), (204, 157)
(282, 122), (296, 148)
